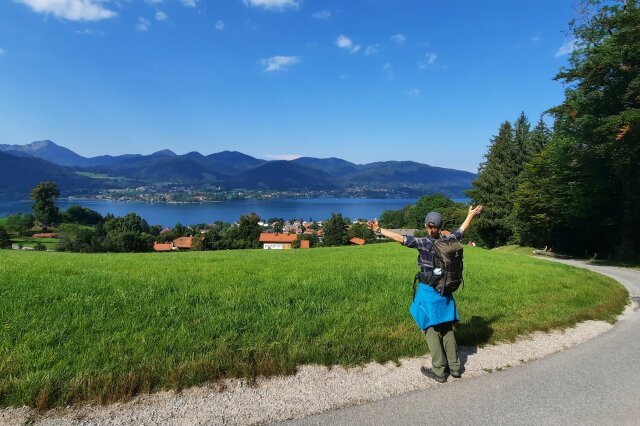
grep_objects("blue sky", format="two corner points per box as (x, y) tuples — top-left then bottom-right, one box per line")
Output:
(0, 0), (578, 172)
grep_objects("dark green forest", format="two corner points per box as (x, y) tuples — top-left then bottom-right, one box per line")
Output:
(471, 0), (640, 259)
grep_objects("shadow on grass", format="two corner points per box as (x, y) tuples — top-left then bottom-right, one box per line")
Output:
(455, 315), (499, 346)
(455, 315), (500, 371)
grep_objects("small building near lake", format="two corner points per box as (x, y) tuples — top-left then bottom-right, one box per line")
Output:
(173, 236), (193, 250)
(349, 237), (366, 246)
(153, 242), (176, 252)
(259, 233), (297, 250)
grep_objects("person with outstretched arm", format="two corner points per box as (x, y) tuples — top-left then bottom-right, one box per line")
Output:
(367, 205), (483, 382)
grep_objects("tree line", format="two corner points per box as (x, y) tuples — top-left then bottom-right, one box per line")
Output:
(469, 0), (639, 259)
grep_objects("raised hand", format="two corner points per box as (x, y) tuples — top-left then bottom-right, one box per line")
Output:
(468, 205), (483, 217)
(367, 219), (380, 231)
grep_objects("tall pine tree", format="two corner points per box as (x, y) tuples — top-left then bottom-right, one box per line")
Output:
(467, 121), (520, 247)
(513, 116), (553, 247)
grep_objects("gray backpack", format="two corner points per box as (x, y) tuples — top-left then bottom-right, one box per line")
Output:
(413, 237), (464, 297)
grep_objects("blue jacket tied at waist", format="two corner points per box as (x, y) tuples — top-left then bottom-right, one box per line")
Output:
(410, 282), (460, 331)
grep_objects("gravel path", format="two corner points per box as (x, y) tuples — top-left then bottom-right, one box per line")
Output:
(287, 259), (640, 426)
(1, 308), (621, 425)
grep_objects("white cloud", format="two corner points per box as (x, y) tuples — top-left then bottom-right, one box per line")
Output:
(136, 17), (151, 32)
(382, 62), (393, 80)
(312, 9), (330, 19)
(215, 19), (225, 31)
(244, 0), (299, 11)
(390, 34), (406, 44)
(17, 0), (117, 21)
(258, 55), (302, 72)
(180, 0), (198, 7)
(0, 48), (5, 55)
(336, 35), (361, 54)
(264, 154), (302, 161)
(407, 88), (421, 97)
(555, 39), (576, 57)
(155, 11), (168, 21)
(75, 27), (103, 35)
(530, 32), (542, 42)
(418, 52), (437, 68)
(146, 0), (163, 4)
(364, 44), (380, 56)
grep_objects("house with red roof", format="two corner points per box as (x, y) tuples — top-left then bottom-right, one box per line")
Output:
(349, 237), (366, 246)
(153, 242), (175, 252)
(259, 233), (297, 250)
(173, 236), (193, 250)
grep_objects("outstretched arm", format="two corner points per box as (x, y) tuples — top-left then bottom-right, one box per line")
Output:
(459, 205), (483, 233)
(366, 220), (404, 243)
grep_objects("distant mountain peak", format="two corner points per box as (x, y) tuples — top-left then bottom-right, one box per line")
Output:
(150, 149), (177, 157)
(28, 139), (57, 148)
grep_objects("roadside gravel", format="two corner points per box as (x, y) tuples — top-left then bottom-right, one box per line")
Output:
(0, 311), (623, 426)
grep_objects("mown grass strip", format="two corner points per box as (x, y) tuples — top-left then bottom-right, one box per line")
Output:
(0, 244), (628, 409)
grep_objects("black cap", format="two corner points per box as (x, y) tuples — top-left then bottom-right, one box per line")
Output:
(424, 211), (444, 229)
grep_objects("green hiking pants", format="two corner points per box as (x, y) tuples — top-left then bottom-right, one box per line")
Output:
(424, 322), (459, 377)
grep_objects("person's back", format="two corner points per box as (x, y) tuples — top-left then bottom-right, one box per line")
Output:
(367, 205), (482, 382)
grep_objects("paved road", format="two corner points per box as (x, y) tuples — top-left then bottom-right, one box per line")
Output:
(287, 260), (640, 426)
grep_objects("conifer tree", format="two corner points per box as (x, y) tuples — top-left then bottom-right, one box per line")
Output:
(322, 213), (348, 246)
(467, 121), (520, 247)
(525, 116), (552, 159)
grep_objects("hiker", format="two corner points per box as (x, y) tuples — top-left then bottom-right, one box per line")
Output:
(367, 205), (483, 382)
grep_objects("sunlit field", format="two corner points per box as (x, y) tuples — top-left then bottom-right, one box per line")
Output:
(0, 244), (627, 408)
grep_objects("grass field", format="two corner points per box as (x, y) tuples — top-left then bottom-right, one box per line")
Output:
(9, 237), (59, 250)
(493, 245), (640, 270)
(492, 245), (538, 256)
(0, 244), (628, 409)
(74, 171), (129, 181)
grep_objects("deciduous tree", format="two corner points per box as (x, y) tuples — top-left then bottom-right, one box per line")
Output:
(31, 182), (60, 226)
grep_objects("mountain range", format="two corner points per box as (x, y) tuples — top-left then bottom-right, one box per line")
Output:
(0, 140), (477, 197)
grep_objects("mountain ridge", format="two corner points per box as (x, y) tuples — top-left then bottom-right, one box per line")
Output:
(0, 140), (477, 196)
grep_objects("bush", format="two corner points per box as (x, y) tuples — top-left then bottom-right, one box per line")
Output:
(0, 226), (10, 248)
(5, 213), (35, 236)
(57, 224), (102, 253)
(62, 205), (103, 226)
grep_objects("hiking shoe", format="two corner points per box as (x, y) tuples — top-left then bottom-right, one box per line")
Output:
(420, 366), (447, 383)
(444, 367), (462, 378)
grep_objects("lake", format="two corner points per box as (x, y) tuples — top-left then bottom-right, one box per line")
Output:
(0, 197), (469, 226)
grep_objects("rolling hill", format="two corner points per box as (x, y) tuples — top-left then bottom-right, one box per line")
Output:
(0, 151), (100, 197)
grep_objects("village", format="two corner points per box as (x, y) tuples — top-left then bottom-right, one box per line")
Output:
(150, 219), (419, 252)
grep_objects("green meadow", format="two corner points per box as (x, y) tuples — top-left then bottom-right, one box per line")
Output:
(0, 244), (628, 409)
(8, 237), (58, 250)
